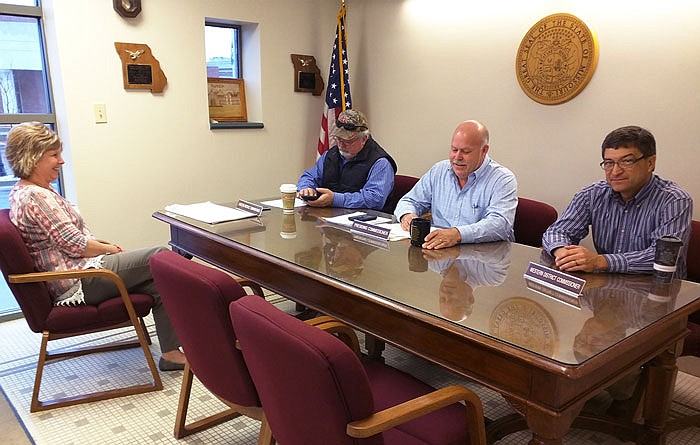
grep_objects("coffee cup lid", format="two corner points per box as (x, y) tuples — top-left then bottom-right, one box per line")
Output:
(280, 184), (297, 193)
(280, 231), (297, 239)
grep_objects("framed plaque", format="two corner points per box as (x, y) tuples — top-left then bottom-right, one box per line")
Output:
(207, 78), (248, 122)
(290, 54), (324, 96)
(114, 42), (167, 93)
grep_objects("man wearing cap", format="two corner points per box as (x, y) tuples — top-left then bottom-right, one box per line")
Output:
(297, 110), (397, 211)
(395, 120), (517, 249)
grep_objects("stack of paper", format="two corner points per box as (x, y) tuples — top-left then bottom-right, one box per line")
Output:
(322, 212), (410, 241)
(165, 201), (258, 224)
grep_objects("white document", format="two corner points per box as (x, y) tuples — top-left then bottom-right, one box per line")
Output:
(322, 211), (393, 228)
(377, 223), (411, 241)
(260, 198), (308, 209)
(164, 201), (258, 224)
(321, 212), (412, 241)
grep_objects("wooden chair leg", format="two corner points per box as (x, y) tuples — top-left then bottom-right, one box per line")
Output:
(257, 412), (275, 445)
(30, 332), (50, 413)
(29, 316), (163, 412)
(174, 362), (242, 438)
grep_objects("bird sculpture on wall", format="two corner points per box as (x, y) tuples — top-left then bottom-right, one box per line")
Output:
(124, 49), (145, 60)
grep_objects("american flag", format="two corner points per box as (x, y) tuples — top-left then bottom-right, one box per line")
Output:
(317, 5), (352, 155)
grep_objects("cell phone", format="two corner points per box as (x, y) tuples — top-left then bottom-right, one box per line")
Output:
(301, 194), (320, 201)
(349, 214), (377, 222)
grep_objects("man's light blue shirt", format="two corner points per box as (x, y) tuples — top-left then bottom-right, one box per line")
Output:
(394, 156), (517, 243)
(297, 151), (394, 210)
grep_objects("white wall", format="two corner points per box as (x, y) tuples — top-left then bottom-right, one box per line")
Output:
(349, 0), (699, 218)
(42, 0), (336, 249)
(42, 0), (699, 249)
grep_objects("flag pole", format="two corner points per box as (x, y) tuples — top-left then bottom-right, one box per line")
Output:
(337, 5), (347, 111)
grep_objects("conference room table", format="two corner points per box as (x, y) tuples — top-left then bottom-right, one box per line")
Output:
(153, 204), (700, 445)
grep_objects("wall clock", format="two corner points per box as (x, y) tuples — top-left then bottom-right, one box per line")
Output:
(113, 0), (142, 18)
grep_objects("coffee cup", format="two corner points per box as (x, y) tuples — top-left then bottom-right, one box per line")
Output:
(410, 217), (430, 247)
(653, 236), (683, 283)
(280, 183), (297, 214)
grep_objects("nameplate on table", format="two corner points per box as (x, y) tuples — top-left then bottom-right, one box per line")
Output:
(351, 221), (391, 240)
(236, 199), (264, 216)
(523, 262), (585, 298)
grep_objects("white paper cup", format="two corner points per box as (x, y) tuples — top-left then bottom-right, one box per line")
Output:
(280, 184), (297, 214)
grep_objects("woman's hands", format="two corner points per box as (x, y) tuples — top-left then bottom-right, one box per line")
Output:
(84, 239), (122, 257)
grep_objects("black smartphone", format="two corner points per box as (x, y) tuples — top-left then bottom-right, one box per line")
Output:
(349, 214), (377, 222)
(301, 194), (320, 201)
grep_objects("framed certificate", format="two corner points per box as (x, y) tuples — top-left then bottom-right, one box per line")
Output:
(207, 78), (248, 122)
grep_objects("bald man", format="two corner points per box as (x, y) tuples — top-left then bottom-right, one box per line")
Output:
(395, 120), (517, 249)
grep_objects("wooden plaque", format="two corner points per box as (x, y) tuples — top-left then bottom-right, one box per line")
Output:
(207, 78), (248, 122)
(290, 54), (324, 96)
(515, 13), (599, 105)
(114, 42), (167, 93)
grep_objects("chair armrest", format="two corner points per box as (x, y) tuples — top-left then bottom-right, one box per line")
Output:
(347, 385), (486, 445)
(236, 279), (265, 297)
(305, 317), (362, 358)
(304, 315), (337, 327)
(9, 268), (143, 322)
(10, 268), (125, 287)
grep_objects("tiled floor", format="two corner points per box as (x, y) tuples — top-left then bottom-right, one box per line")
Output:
(1, 298), (700, 444)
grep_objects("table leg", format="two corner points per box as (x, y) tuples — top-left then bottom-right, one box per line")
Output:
(486, 395), (580, 444)
(640, 346), (678, 444)
(365, 335), (385, 362)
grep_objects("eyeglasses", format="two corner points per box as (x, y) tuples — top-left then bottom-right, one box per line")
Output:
(336, 119), (367, 132)
(599, 155), (648, 171)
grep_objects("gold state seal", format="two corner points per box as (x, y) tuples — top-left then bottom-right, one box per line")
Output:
(516, 13), (598, 105)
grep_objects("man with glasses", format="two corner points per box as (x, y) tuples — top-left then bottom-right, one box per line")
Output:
(297, 110), (397, 211)
(542, 125), (693, 277)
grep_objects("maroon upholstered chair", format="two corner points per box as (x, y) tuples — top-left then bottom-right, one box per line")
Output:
(514, 197), (558, 248)
(230, 295), (487, 445)
(0, 209), (162, 412)
(149, 250), (273, 443)
(681, 220), (700, 357)
(384, 174), (420, 214)
(661, 220), (700, 432)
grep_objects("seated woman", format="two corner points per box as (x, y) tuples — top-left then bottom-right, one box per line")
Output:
(6, 122), (185, 371)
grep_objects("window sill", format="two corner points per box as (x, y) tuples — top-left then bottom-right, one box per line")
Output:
(210, 121), (264, 130)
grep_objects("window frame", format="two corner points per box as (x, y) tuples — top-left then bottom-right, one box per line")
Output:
(0, 1), (61, 320)
(204, 20), (243, 80)
(0, 1), (62, 193)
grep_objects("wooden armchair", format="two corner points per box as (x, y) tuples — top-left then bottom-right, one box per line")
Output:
(0, 209), (162, 412)
(149, 250), (273, 443)
(231, 295), (487, 445)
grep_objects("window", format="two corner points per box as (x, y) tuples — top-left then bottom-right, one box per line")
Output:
(205, 22), (241, 79)
(0, 0), (59, 318)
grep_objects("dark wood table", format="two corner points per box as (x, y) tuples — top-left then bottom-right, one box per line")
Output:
(154, 205), (700, 444)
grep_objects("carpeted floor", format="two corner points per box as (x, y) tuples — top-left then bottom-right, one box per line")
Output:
(1, 297), (699, 445)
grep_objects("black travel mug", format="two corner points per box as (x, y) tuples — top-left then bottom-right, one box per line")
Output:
(410, 218), (430, 247)
(653, 236), (683, 283)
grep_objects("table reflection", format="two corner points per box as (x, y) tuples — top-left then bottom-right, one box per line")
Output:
(574, 274), (679, 361)
(422, 242), (512, 321)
